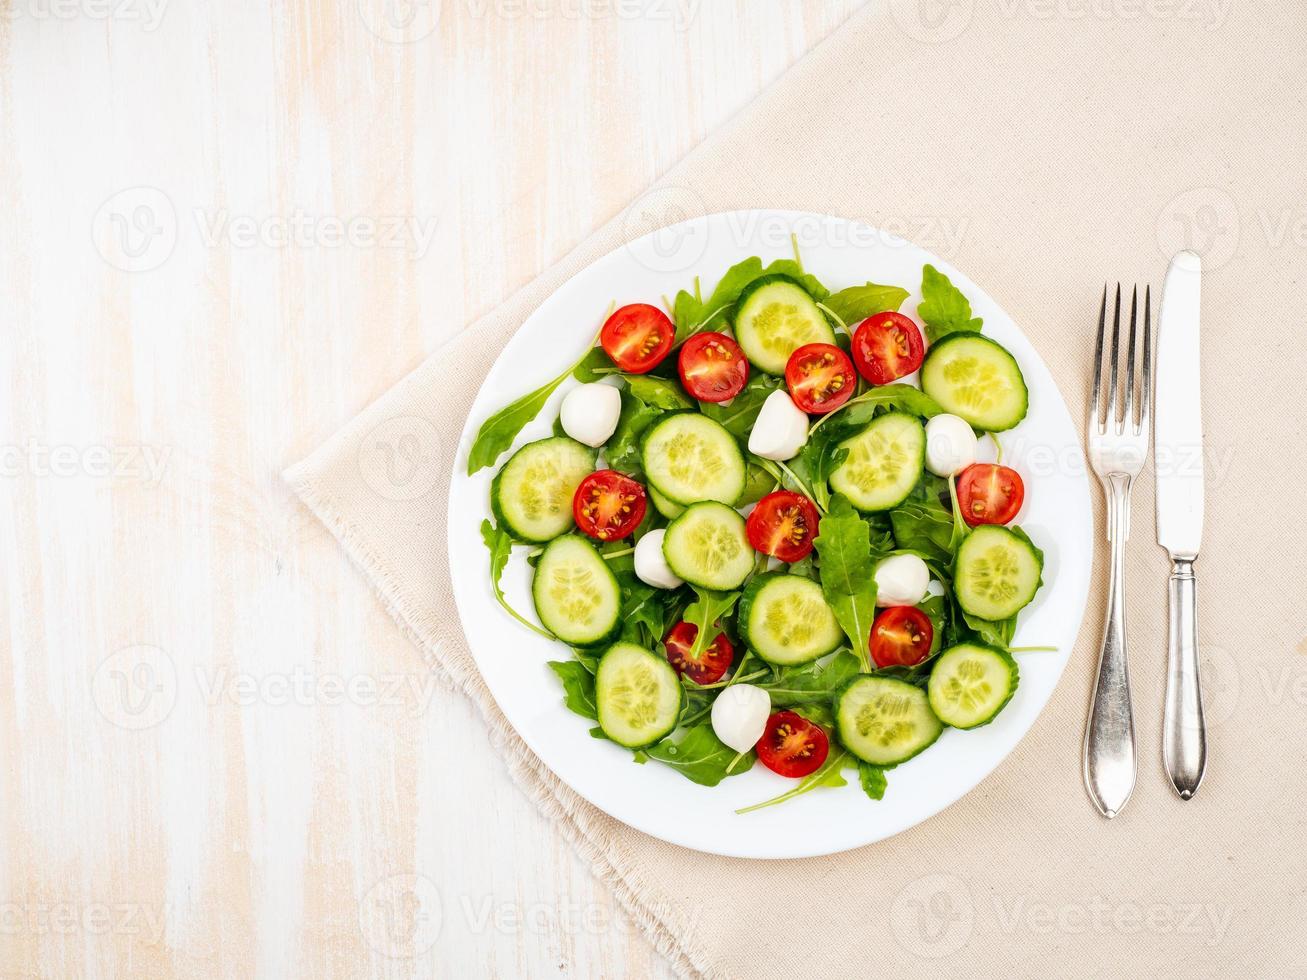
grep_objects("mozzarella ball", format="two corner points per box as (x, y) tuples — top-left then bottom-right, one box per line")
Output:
(874, 553), (931, 607)
(924, 413), (978, 477)
(560, 383), (621, 448)
(634, 529), (682, 590)
(747, 390), (809, 461)
(711, 684), (771, 753)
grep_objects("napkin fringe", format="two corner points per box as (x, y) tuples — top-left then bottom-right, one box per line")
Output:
(284, 468), (718, 980)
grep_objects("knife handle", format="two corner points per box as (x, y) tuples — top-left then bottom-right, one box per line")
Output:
(1163, 558), (1206, 799)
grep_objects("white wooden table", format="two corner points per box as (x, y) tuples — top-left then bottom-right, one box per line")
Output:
(0, 2), (864, 975)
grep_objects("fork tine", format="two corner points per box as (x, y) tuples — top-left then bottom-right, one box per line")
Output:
(1108, 284), (1122, 428)
(1124, 286), (1138, 427)
(1139, 284), (1152, 434)
(1091, 285), (1107, 429)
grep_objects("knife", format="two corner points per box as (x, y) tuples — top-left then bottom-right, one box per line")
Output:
(1154, 250), (1207, 799)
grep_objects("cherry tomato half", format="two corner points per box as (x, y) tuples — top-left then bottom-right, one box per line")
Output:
(746, 490), (820, 562)
(572, 470), (647, 541)
(678, 332), (749, 403)
(600, 303), (674, 374)
(663, 621), (735, 685)
(870, 606), (935, 668)
(956, 463), (1025, 526)
(852, 312), (925, 385)
(784, 343), (857, 414)
(755, 710), (830, 778)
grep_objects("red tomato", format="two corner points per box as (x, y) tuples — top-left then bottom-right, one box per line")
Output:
(600, 303), (675, 374)
(956, 463), (1025, 526)
(663, 621), (734, 685)
(755, 711), (830, 778)
(746, 490), (820, 562)
(678, 332), (749, 403)
(852, 312), (925, 384)
(784, 343), (856, 414)
(870, 606), (935, 668)
(572, 470), (647, 541)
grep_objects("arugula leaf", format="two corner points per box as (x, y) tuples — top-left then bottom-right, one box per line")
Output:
(604, 389), (665, 476)
(757, 257), (831, 302)
(889, 475), (956, 566)
(682, 587), (739, 658)
(917, 264), (983, 342)
(699, 374), (782, 443)
(736, 749), (850, 813)
(479, 519), (553, 639)
(811, 495), (878, 671)
(645, 724), (753, 786)
(573, 345), (616, 382)
(824, 282), (910, 327)
(760, 650), (860, 706)
(547, 661), (598, 720)
(858, 761), (888, 801)
(623, 374), (694, 410)
(672, 256), (830, 342)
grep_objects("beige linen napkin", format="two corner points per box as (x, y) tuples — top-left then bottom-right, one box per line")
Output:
(287, 3), (1307, 975)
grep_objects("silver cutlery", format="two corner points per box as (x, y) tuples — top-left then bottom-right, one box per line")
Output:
(1154, 250), (1207, 799)
(1084, 284), (1151, 818)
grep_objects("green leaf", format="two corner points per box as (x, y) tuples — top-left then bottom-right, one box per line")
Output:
(889, 475), (956, 566)
(547, 661), (598, 720)
(824, 282), (910, 326)
(858, 761), (888, 801)
(604, 389), (665, 476)
(645, 724), (753, 786)
(699, 374), (782, 443)
(673, 256), (830, 343)
(736, 749), (850, 813)
(757, 257), (831, 302)
(479, 519), (552, 639)
(682, 587), (739, 659)
(573, 346), (616, 382)
(623, 374), (694, 409)
(759, 650), (861, 706)
(811, 495), (878, 671)
(918, 264), (983, 342)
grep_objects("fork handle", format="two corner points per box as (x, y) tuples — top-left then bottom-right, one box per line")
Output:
(1163, 558), (1206, 799)
(1083, 473), (1137, 818)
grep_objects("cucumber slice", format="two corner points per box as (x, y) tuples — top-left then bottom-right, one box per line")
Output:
(828, 411), (925, 512)
(920, 333), (1029, 432)
(954, 525), (1043, 620)
(595, 642), (682, 748)
(641, 413), (746, 506)
(662, 501), (754, 590)
(733, 275), (837, 375)
(531, 535), (621, 645)
(649, 486), (685, 520)
(835, 675), (944, 766)
(928, 643), (1019, 729)
(739, 573), (843, 666)
(491, 436), (595, 542)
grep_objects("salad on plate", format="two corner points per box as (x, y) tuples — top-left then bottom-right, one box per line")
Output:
(468, 242), (1046, 811)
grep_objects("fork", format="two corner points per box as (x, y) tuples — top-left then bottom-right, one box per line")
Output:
(1083, 284), (1151, 819)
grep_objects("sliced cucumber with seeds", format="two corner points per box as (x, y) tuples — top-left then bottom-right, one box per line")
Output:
(835, 675), (944, 766)
(733, 275), (837, 375)
(595, 642), (682, 748)
(928, 643), (1019, 729)
(662, 501), (753, 590)
(531, 535), (621, 645)
(641, 413), (745, 506)
(649, 486), (685, 520)
(828, 411), (925, 512)
(491, 436), (595, 542)
(920, 333), (1029, 432)
(739, 573), (843, 666)
(954, 525), (1042, 620)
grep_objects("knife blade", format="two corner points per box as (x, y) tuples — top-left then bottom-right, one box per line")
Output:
(1154, 250), (1204, 557)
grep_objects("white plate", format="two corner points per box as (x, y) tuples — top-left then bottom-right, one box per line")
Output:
(449, 210), (1092, 859)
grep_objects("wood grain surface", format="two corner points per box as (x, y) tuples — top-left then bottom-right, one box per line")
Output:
(0, 1), (865, 975)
